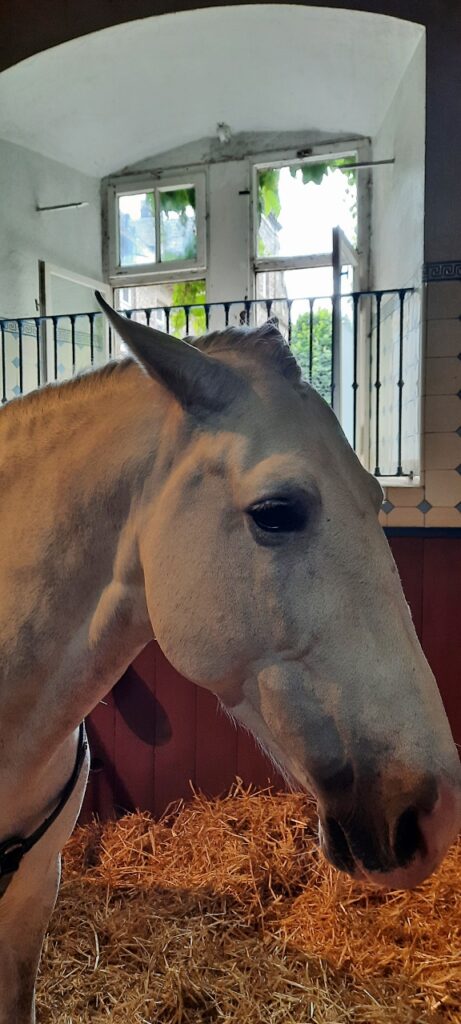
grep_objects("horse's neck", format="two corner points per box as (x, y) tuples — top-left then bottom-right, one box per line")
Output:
(0, 364), (173, 759)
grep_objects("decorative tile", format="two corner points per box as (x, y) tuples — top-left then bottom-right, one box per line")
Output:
(387, 508), (425, 527)
(417, 499), (432, 513)
(425, 357), (461, 396)
(425, 432), (461, 469)
(457, 426), (461, 437)
(423, 261), (461, 283)
(426, 281), (461, 320)
(386, 486), (425, 507)
(425, 396), (461, 432)
(381, 500), (395, 514)
(425, 319), (461, 359)
(425, 469), (461, 506)
(425, 507), (461, 527)
(456, 502), (461, 513)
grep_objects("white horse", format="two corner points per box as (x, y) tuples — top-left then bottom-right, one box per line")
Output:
(0, 293), (459, 1022)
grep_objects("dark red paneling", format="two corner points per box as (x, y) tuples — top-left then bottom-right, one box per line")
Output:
(422, 539), (461, 746)
(112, 645), (157, 814)
(80, 691), (116, 822)
(237, 729), (285, 791)
(195, 687), (238, 797)
(153, 643), (197, 816)
(389, 536), (424, 638)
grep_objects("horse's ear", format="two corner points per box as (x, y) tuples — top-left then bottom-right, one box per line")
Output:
(95, 292), (240, 414)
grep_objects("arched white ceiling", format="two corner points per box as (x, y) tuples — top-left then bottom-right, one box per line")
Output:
(0, 5), (424, 178)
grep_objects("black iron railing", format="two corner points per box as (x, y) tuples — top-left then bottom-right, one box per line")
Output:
(0, 288), (416, 478)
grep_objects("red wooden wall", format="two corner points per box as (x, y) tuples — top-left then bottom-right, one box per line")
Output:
(80, 536), (461, 822)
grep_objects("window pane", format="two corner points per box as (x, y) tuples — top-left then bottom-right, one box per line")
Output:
(257, 161), (357, 258)
(113, 280), (206, 343)
(160, 188), (197, 262)
(118, 192), (156, 267)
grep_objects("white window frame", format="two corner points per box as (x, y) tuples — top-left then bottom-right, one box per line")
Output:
(250, 140), (370, 295)
(106, 171), (207, 286)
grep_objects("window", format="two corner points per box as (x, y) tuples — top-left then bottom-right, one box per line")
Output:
(255, 158), (356, 262)
(253, 157), (358, 438)
(107, 174), (206, 281)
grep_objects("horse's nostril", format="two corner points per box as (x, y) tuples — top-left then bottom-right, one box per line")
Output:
(323, 816), (356, 874)
(393, 806), (427, 867)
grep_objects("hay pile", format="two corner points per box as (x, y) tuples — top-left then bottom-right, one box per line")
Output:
(37, 782), (461, 1023)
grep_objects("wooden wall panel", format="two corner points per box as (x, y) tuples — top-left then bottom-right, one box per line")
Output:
(388, 536), (424, 637)
(80, 691), (116, 822)
(422, 539), (461, 746)
(152, 644), (197, 816)
(195, 687), (239, 798)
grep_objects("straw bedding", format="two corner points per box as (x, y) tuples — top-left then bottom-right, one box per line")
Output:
(37, 782), (461, 1023)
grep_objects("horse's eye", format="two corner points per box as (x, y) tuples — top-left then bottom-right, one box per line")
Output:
(248, 498), (307, 534)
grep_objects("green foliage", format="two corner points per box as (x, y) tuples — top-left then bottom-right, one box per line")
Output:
(258, 169), (281, 219)
(160, 187), (195, 219)
(170, 279), (206, 337)
(290, 307), (333, 401)
(145, 188), (197, 262)
(257, 159), (357, 252)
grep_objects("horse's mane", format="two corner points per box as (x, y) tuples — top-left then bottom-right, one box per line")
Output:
(0, 321), (302, 420)
(191, 321), (302, 385)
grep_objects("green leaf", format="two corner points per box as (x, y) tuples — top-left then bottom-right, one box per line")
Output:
(170, 279), (206, 337)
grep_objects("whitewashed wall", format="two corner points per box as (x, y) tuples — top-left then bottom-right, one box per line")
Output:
(0, 138), (102, 319)
(370, 38), (426, 481)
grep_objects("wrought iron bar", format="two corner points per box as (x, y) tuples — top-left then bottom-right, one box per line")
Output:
(308, 298), (314, 383)
(374, 292), (383, 477)
(1, 323), (6, 404)
(89, 313), (95, 365)
(396, 290), (405, 477)
(52, 317), (58, 380)
(70, 315), (76, 375)
(34, 319), (41, 388)
(18, 321), (23, 395)
(352, 293), (359, 451)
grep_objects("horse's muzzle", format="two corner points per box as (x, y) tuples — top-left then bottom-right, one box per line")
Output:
(318, 777), (461, 890)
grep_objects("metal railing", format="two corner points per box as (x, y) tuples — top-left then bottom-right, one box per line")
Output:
(0, 288), (416, 478)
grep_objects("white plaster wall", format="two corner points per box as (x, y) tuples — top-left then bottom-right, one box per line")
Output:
(371, 37), (425, 290)
(207, 161), (250, 306)
(0, 138), (102, 318)
(369, 38), (425, 481)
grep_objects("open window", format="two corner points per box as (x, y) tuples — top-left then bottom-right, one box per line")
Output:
(252, 156), (359, 438)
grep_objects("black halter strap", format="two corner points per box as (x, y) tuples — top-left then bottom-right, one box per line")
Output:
(0, 722), (88, 893)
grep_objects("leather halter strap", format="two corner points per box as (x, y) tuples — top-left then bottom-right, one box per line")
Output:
(0, 722), (88, 896)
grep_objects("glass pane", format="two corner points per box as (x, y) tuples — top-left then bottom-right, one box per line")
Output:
(113, 280), (206, 346)
(118, 192), (156, 267)
(160, 188), (197, 262)
(257, 160), (357, 259)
